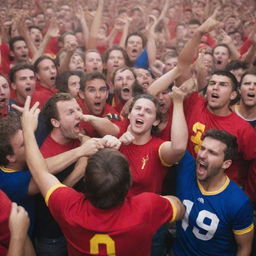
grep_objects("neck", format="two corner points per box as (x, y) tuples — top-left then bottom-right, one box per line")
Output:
(131, 130), (152, 145)
(6, 162), (24, 171)
(207, 105), (231, 116)
(199, 173), (227, 192)
(16, 94), (26, 106)
(238, 101), (256, 119)
(51, 129), (72, 145)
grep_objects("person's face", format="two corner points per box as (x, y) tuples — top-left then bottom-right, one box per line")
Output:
(54, 99), (82, 139)
(85, 52), (103, 73)
(239, 74), (256, 108)
(163, 57), (178, 73)
(126, 35), (143, 62)
(156, 89), (172, 114)
(134, 68), (153, 92)
(9, 129), (26, 167)
(230, 68), (245, 83)
(69, 54), (85, 71)
(196, 137), (230, 182)
(106, 50), (125, 74)
(12, 40), (29, 62)
(202, 54), (214, 71)
(30, 28), (43, 48)
(129, 98), (159, 135)
(0, 76), (10, 110)
(36, 59), (57, 88)
(67, 75), (80, 98)
(12, 69), (36, 101)
(63, 34), (78, 49)
(82, 78), (108, 116)
(187, 24), (200, 38)
(206, 74), (236, 112)
(114, 69), (135, 102)
(213, 46), (230, 70)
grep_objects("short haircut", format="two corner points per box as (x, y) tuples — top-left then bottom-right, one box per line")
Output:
(84, 148), (131, 209)
(202, 129), (238, 161)
(112, 66), (136, 84)
(129, 94), (162, 135)
(0, 114), (21, 166)
(226, 60), (248, 72)
(240, 69), (256, 87)
(103, 45), (130, 67)
(9, 63), (35, 83)
(211, 70), (238, 91)
(34, 55), (56, 73)
(213, 43), (231, 57)
(28, 25), (42, 32)
(80, 72), (107, 91)
(59, 31), (76, 44)
(125, 32), (146, 48)
(9, 36), (26, 51)
(56, 70), (85, 93)
(42, 93), (74, 130)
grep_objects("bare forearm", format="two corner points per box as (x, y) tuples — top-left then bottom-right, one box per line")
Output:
(148, 67), (180, 96)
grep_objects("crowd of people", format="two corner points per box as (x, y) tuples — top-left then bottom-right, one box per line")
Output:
(0, 0), (256, 255)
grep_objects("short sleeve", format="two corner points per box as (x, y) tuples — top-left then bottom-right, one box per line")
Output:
(232, 200), (254, 235)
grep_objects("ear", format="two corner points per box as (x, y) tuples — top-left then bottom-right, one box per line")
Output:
(36, 73), (40, 81)
(222, 159), (232, 170)
(230, 90), (237, 100)
(11, 82), (16, 90)
(6, 154), (16, 164)
(51, 118), (60, 128)
(153, 119), (160, 127)
(9, 51), (15, 58)
(78, 90), (85, 100)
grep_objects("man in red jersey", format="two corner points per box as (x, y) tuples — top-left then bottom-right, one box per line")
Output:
(19, 96), (185, 256)
(79, 72), (122, 137)
(31, 56), (58, 109)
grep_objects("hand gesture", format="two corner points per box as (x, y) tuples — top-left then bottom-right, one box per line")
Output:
(12, 96), (40, 133)
(81, 138), (104, 156)
(119, 126), (135, 145)
(102, 135), (121, 150)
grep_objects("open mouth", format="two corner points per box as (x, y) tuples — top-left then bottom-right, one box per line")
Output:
(247, 93), (255, 98)
(216, 60), (222, 65)
(197, 160), (208, 175)
(0, 98), (6, 103)
(131, 49), (138, 54)
(94, 102), (101, 106)
(35, 38), (41, 42)
(25, 87), (31, 92)
(93, 67), (98, 71)
(135, 119), (144, 125)
(211, 93), (219, 99)
(122, 87), (130, 93)
(50, 76), (56, 81)
(21, 54), (27, 58)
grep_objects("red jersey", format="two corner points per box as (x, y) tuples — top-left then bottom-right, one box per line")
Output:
(119, 137), (171, 195)
(31, 82), (57, 109)
(157, 109), (173, 141)
(245, 159), (256, 203)
(184, 92), (256, 185)
(40, 134), (80, 158)
(80, 104), (121, 137)
(0, 190), (11, 256)
(46, 185), (175, 256)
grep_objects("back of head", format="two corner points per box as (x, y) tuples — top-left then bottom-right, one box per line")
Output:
(84, 149), (131, 209)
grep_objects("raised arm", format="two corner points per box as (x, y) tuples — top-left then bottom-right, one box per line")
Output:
(87, 0), (104, 49)
(159, 85), (188, 165)
(147, 66), (180, 96)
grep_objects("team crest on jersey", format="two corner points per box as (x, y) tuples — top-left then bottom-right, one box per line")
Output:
(197, 197), (204, 204)
(141, 155), (149, 170)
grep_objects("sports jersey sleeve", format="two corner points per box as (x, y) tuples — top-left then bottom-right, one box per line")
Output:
(45, 184), (84, 221)
(141, 193), (174, 232)
(0, 170), (31, 203)
(232, 200), (254, 235)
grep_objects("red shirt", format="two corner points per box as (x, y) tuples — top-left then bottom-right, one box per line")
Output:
(120, 137), (171, 195)
(245, 159), (256, 203)
(80, 104), (121, 137)
(0, 190), (11, 256)
(31, 82), (58, 109)
(40, 134), (80, 158)
(184, 92), (256, 186)
(46, 185), (174, 256)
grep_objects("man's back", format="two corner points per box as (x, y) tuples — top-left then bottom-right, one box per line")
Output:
(46, 185), (174, 256)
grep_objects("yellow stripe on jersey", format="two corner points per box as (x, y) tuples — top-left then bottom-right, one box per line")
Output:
(0, 166), (16, 173)
(162, 196), (177, 222)
(45, 184), (66, 206)
(233, 223), (254, 235)
(158, 143), (173, 167)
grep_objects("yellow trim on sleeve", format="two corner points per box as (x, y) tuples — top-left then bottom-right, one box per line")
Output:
(162, 196), (177, 222)
(158, 143), (173, 167)
(233, 223), (254, 235)
(45, 184), (66, 206)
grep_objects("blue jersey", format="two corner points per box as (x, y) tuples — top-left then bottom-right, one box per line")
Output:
(0, 167), (35, 235)
(173, 152), (254, 256)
